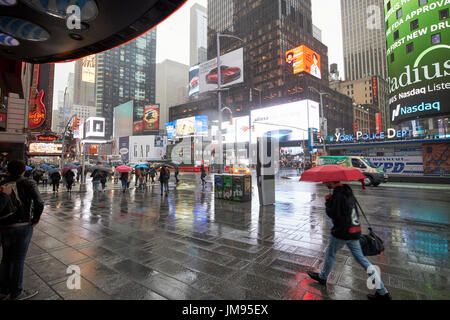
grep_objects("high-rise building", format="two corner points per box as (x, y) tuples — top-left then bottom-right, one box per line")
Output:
(73, 57), (96, 107)
(341, 0), (388, 81)
(95, 30), (157, 139)
(190, 4), (208, 66)
(156, 60), (189, 130)
(170, 0), (352, 136)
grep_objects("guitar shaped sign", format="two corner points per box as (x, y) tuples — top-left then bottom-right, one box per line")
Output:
(28, 64), (46, 130)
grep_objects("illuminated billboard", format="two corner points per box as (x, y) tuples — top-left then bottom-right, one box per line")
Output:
(81, 55), (96, 83)
(199, 48), (244, 93)
(143, 105), (160, 131)
(29, 143), (62, 156)
(85, 117), (105, 138)
(176, 117), (196, 136)
(251, 100), (320, 143)
(286, 45), (322, 79)
(385, 0), (450, 124)
(113, 101), (134, 139)
(166, 115), (208, 139)
(166, 122), (176, 139)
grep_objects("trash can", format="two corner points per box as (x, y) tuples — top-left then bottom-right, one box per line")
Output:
(214, 174), (224, 199)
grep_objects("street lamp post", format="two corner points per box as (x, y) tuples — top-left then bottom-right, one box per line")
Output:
(216, 32), (244, 173)
(309, 87), (328, 154)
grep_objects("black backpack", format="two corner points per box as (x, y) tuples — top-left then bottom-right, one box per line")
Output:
(0, 178), (26, 222)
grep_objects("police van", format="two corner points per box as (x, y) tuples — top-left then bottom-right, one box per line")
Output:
(316, 156), (388, 187)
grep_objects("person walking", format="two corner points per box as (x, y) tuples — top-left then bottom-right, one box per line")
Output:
(99, 171), (107, 192)
(114, 169), (119, 185)
(307, 181), (392, 300)
(76, 166), (81, 184)
(91, 170), (101, 193)
(159, 166), (170, 196)
(175, 166), (179, 184)
(149, 167), (156, 184)
(50, 170), (61, 193)
(200, 164), (207, 189)
(0, 160), (44, 300)
(63, 169), (75, 193)
(119, 171), (129, 193)
(42, 169), (48, 188)
(134, 168), (140, 187)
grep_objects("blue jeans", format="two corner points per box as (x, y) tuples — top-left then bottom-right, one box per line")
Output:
(319, 236), (388, 295)
(0, 225), (34, 298)
(121, 179), (128, 191)
(160, 181), (168, 194)
(92, 181), (100, 192)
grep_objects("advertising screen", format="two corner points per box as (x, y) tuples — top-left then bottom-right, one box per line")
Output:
(199, 48), (244, 93)
(195, 115), (208, 135)
(29, 143), (62, 155)
(143, 105), (160, 131)
(85, 117), (105, 138)
(385, 0), (450, 124)
(286, 45), (322, 79)
(176, 117), (196, 136)
(250, 100), (320, 143)
(81, 55), (96, 83)
(222, 116), (250, 143)
(166, 122), (176, 139)
(189, 64), (200, 97)
(129, 136), (164, 163)
(113, 101), (134, 139)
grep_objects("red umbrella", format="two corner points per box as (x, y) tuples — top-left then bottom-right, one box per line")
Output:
(300, 165), (366, 183)
(115, 165), (131, 173)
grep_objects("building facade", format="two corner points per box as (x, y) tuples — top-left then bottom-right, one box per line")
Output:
(156, 59), (189, 129)
(171, 0), (353, 136)
(73, 57), (96, 107)
(341, 0), (388, 81)
(190, 3), (208, 66)
(95, 30), (157, 139)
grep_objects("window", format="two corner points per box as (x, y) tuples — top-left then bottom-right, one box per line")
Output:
(396, 8), (402, 19)
(406, 42), (414, 54)
(394, 30), (399, 40)
(419, 0), (428, 5)
(439, 8), (449, 20)
(387, 1), (391, 11)
(431, 33), (441, 45)
(351, 159), (366, 169)
(390, 53), (395, 62)
(410, 19), (419, 30)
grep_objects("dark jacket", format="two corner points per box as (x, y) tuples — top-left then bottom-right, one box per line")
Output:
(64, 170), (75, 183)
(50, 171), (61, 182)
(0, 176), (45, 226)
(91, 170), (101, 182)
(120, 172), (129, 181)
(325, 184), (362, 240)
(159, 168), (170, 182)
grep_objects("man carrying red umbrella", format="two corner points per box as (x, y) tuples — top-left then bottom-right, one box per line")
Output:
(301, 165), (392, 300)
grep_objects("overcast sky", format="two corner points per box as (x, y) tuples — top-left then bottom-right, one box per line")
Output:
(53, 0), (343, 109)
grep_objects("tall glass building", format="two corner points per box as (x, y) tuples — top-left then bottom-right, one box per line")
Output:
(95, 30), (157, 139)
(341, 0), (388, 81)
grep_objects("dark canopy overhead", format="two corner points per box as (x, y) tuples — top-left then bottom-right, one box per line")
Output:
(0, 0), (186, 63)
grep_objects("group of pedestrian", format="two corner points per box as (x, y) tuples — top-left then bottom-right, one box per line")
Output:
(90, 169), (108, 193)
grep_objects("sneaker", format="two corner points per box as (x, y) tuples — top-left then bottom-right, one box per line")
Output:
(307, 271), (327, 286)
(367, 291), (392, 300)
(9, 289), (39, 300)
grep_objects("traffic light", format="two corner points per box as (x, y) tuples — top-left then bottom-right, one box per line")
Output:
(229, 114), (233, 125)
(353, 122), (358, 133)
(72, 117), (81, 131)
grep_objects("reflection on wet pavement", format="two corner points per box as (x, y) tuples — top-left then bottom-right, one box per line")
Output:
(6, 174), (450, 300)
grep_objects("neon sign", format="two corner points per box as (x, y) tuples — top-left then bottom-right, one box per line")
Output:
(327, 128), (413, 143)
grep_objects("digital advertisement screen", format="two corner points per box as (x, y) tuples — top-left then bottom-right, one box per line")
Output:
(251, 100), (320, 143)
(166, 122), (176, 139)
(81, 55), (96, 83)
(29, 143), (62, 155)
(176, 117), (196, 136)
(195, 115), (208, 135)
(143, 105), (160, 131)
(286, 45), (322, 79)
(113, 101), (134, 139)
(385, 0), (450, 124)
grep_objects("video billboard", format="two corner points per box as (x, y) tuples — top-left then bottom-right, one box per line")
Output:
(81, 55), (96, 83)
(113, 101), (133, 139)
(143, 105), (160, 131)
(166, 122), (176, 139)
(286, 45), (322, 79)
(385, 0), (450, 124)
(29, 143), (62, 156)
(176, 117), (196, 136)
(250, 100), (320, 143)
(199, 48), (244, 93)
(189, 64), (200, 97)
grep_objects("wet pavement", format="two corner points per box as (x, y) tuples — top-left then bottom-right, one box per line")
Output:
(3, 173), (450, 300)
